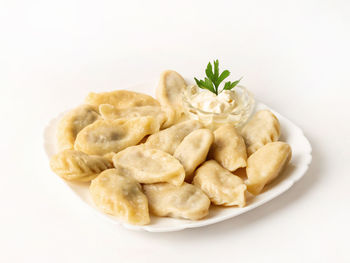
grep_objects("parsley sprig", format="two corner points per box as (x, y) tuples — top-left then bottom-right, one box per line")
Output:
(194, 60), (242, 95)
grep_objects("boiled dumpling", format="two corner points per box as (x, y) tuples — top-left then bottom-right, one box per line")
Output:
(99, 104), (166, 127)
(90, 169), (150, 225)
(112, 145), (185, 186)
(74, 116), (160, 155)
(193, 160), (247, 207)
(145, 120), (203, 155)
(240, 110), (280, 155)
(143, 183), (210, 220)
(85, 90), (160, 109)
(156, 70), (187, 127)
(209, 124), (247, 172)
(56, 104), (100, 151)
(173, 129), (214, 182)
(50, 149), (113, 182)
(245, 142), (292, 195)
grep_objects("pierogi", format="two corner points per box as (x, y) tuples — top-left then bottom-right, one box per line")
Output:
(156, 70), (187, 127)
(85, 90), (160, 108)
(99, 104), (166, 127)
(74, 116), (160, 155)
(174, 129), (214, 181)
(143, 183), (210, 220)
(50, 149), (113, 182)
(241, 110), (280, 155)
(209, 124), (247, 172)
(193, 160), (247, 207)
(112, 145), (185, 186)
(57, 104), (100, 151)
(145, 120), (203, 154)
(246, 142), (292, 195)
(49, 69), (295, 226)
(90, 169), (150, 225)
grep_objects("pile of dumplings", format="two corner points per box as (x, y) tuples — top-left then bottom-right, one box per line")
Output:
(50, 70), (292, 226)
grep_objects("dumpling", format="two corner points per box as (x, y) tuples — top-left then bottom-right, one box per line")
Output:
(112, 145), (185, 186)
(56, 104), (100, 151)
(99, 104), (166, 127)
(156, 70), (187, 127)
(193, 160), (247, 207)
(85, 90), (160, 109)
(50, 149), (113, 182)
(245, 142), (292, 195)
(145, 120), (203, 155)
(74, 116), (160, 155)
(209, 124), (247, 172)
(173, 129), (214, 182)
(240, 110), (280, 155)
(90, 169), (150, 225)
(143, 183), (210, 220)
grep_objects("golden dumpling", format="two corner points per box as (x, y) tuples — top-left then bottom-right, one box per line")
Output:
(240, 110), (280, 155)
(209, 123), (247, 172)
(74, 116), (160, 155)
(246, 142), (292, 195)
(50, 149), (112, 182)
(85, 90), (159, 108)
(90, 169), (150, 225)
(193, 160), (247, 207)
(156, 70), (187, 127)
(143, 183), (210, 220)
(56, 104), (100, 151)
(112, 145), (185, 186)
(174, 129), (214, 182)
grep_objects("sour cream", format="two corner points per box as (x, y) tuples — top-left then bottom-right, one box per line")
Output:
(187, 85), (237, 114)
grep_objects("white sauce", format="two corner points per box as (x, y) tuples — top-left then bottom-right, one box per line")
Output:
(187, 85), (236, 114)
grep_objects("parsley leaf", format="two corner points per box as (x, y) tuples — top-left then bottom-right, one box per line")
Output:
(195, 60), (242, 95)
(194, 77), (216, 94)
(223, 77), (242, 91)
(205, 62), (214, 81)
(216, 70), (230, 87)
(213, 60), (219, 81)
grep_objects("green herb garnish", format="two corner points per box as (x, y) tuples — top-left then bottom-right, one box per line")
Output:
(194, 60), (242, 95)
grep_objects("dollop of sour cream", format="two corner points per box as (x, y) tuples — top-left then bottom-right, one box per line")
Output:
(187, 85), (237, 114)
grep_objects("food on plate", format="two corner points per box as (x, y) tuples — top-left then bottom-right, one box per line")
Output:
(209, 123), (247, 172)
(156, 70), (187, 127)
(173, 129), (214, 181)
(112, 145), (185, 186)
(193, 160), (247, 207)
(240, 110), (280, 155)
(85, 90), (160, 108)
(57, 104), (100, 150)
(49, 60), (293, 226)
(99, 104), (166, 127)
(74, 116), (160, 155)
(143, 183), (210, 220)
(90, 169), (150, 225)
(145, 120), (203, 154)
(50, 149), (113, 182)
(245, 142), (292, 195)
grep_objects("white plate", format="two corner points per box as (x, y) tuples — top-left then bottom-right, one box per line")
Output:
(43, 82), (312, 232)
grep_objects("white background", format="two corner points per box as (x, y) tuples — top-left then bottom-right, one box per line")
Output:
(1, 0), (349, 262)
